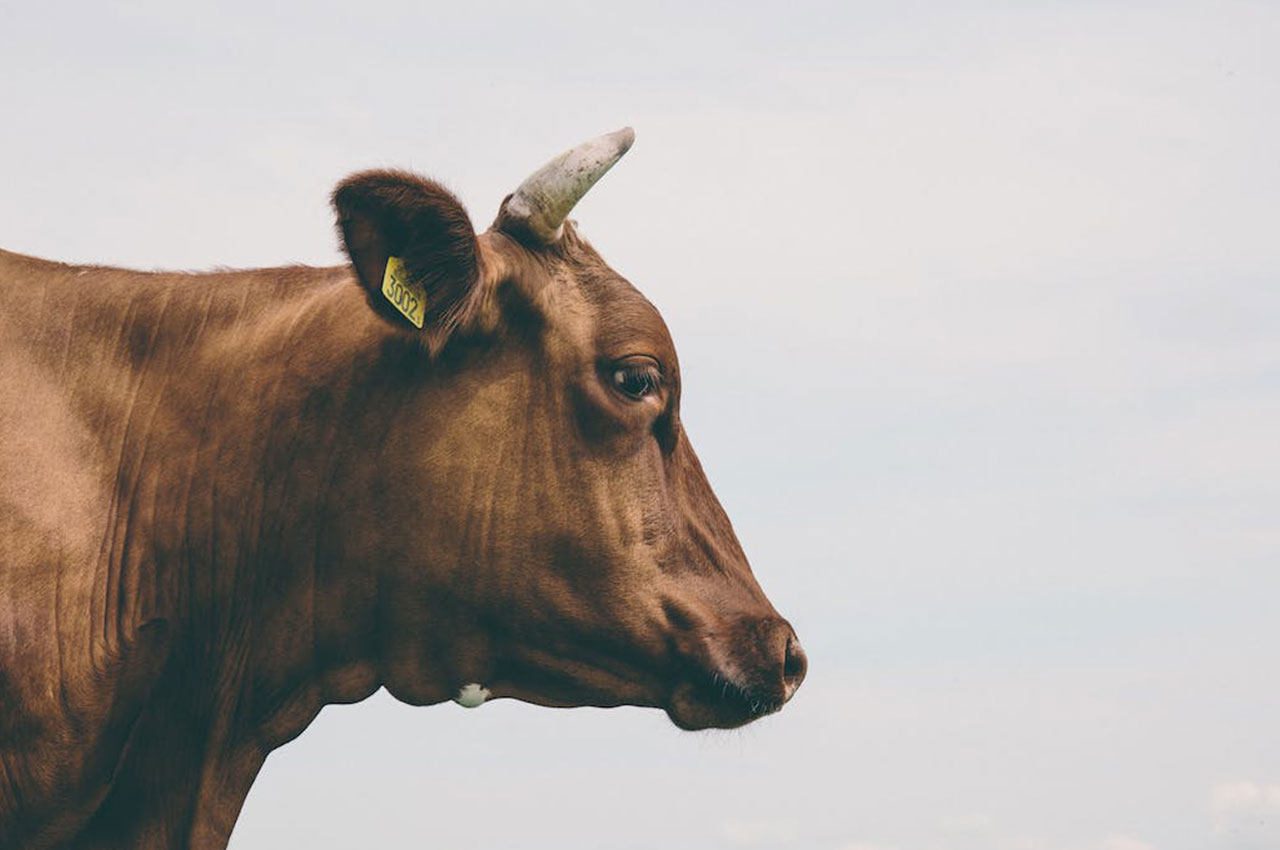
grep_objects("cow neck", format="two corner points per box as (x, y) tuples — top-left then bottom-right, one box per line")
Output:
(193, 274), (392, 722)
(91, 268), (393, 847)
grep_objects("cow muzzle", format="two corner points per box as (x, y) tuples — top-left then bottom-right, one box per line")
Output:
(667, 616), (808, 730)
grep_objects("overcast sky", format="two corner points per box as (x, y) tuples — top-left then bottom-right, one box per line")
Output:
(3, 2), (1278, 848)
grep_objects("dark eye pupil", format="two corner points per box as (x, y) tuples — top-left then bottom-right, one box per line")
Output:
(614, 367), (657, 397)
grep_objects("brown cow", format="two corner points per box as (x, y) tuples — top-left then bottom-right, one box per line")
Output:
(0, 129), (806, 849)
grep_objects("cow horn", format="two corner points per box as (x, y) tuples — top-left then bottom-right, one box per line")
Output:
(495, 127), (635, 245)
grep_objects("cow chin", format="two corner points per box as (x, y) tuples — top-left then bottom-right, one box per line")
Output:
(665, 677), (785, 731)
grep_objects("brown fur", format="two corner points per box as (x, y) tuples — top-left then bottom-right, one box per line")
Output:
(0, 166), (805, 849)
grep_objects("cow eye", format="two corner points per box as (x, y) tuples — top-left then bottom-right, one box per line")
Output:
(610, 358), (662, 400)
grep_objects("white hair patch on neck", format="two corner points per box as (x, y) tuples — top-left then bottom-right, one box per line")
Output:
(454, 683), (490, 708)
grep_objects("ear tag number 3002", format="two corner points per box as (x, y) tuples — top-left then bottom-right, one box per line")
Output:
(381, 256), (426, 328)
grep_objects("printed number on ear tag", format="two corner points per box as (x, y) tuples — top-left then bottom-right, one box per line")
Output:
(381, 256), (427, 328)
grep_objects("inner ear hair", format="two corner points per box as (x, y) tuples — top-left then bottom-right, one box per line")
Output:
(332, 170), (483, 354)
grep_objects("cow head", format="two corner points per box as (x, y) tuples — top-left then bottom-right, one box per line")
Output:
(330, 129), (805, 730)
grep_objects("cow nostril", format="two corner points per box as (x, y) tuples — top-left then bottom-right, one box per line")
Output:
(782, 633), (807, 699)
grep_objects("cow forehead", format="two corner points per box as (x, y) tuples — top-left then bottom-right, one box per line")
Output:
(588, 282), (675, 364)
(553, 237), (677, 364)
(482, 227), (677, 366)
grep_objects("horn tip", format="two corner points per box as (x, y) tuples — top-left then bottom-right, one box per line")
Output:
(610, 126), (636, 153)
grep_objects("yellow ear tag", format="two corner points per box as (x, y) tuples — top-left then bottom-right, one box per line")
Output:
(381, 256), (427, 328)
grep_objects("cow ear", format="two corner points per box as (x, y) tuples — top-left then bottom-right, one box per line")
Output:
(332, 170), (482, 354)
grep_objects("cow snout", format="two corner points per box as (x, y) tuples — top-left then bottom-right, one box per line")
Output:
(724, 616), (808, 713)
(752, 618), (806, 705)
(782, 630), (808, 702)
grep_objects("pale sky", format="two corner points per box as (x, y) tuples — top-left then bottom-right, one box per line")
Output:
(3, 2), (1278, 848)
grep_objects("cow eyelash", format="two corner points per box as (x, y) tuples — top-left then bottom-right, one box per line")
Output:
(610, 358), (663, 400)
